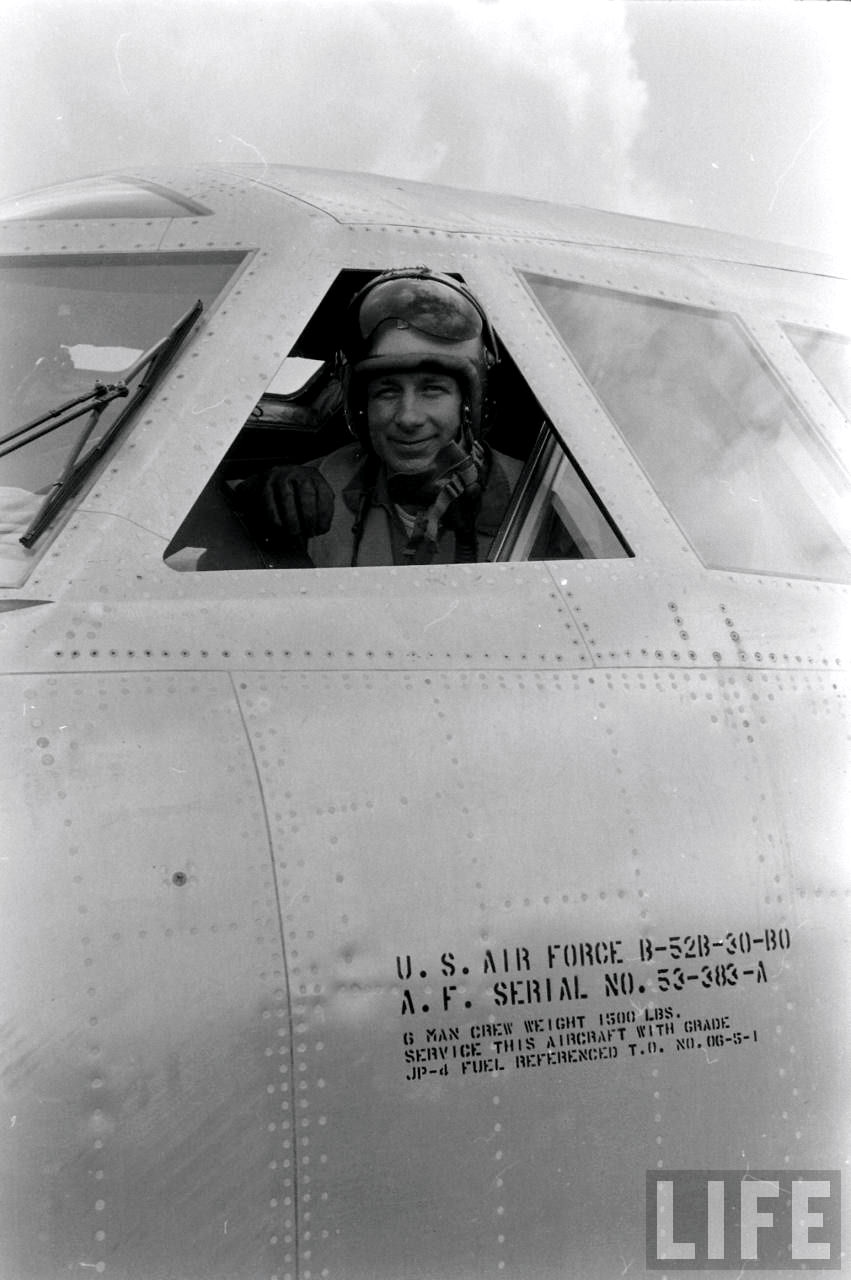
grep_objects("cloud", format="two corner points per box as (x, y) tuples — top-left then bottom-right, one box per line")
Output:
(1, 0), (662, 219)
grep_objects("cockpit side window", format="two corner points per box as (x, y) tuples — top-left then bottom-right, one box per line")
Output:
(491, 423), (629, 562)
(165, 269), (629, 571)
(526, 274), (851, 583)
(783, 324), (851, 422)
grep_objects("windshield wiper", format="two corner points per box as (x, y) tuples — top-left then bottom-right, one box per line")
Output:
(2, 299), (203, 549)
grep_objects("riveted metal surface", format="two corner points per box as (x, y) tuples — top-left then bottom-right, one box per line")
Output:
(0, 218), (170, 257)
(2, 166), (850, 1280)
(546, 560), (849, 672)
(1, 672), (293, 1279)
(201, 165), (843, 276)
(221, 666), (848, 1278)
(5, 562), (846, 680)
(2, 563), (589, 674)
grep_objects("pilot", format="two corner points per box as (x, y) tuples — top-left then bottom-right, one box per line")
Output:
(229, 269), (522, 567)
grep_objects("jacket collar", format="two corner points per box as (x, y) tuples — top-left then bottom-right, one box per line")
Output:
(340, 445), (509, 536)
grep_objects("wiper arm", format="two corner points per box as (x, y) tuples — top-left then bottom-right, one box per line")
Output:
(17, 300), (203, 549)
(0, 381), (130, 459)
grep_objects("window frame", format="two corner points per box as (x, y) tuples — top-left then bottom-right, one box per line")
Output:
(164, 267), (631, 573)
(522, 270), (851, 584)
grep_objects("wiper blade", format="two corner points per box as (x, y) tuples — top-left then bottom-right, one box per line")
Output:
(18, 300), (203, 549)
(0, 381), (129, 459)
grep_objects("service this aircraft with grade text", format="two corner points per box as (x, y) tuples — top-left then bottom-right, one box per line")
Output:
(0, 165), (848, 1278)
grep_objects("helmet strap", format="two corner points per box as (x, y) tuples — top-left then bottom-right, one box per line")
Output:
(460, 400), (475, 451)
(397, 439), (485, 564)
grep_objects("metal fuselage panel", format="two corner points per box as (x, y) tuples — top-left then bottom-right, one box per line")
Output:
(1, 167), (849, 1279)
(2, 670), (288, 1278)
(2, 654), (847, 1278)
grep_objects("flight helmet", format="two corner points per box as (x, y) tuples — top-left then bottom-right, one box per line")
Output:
(339, 268), (499, 446)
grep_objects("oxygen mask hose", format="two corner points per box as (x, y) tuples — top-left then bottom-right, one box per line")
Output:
(389, 440), (484, 563)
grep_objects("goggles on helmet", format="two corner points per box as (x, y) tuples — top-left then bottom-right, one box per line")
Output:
(342, 270), (496, 364)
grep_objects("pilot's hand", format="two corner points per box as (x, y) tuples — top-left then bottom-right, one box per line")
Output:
(237, 465), (335, 544)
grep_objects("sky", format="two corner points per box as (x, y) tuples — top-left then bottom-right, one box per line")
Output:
(1, 0), (849, 258)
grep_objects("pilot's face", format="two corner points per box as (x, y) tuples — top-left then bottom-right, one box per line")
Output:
(366, 370), (462, 476)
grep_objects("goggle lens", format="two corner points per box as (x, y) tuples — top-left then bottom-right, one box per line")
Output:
(356, 277), (483, 346)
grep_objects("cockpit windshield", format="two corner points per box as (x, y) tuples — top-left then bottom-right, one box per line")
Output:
(0, 252), (243, 586)
(526, 274), (851, 583)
